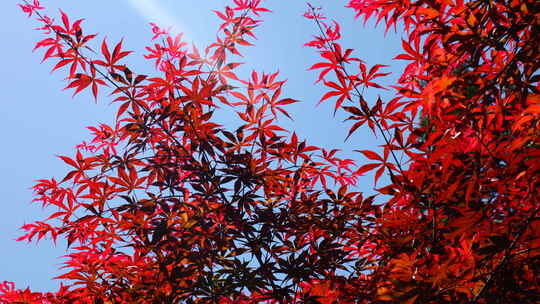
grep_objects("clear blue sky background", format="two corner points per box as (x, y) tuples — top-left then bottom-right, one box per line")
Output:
(0, 0), (403, 292)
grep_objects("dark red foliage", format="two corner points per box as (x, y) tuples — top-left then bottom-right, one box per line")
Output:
(3, 0), (539, 303)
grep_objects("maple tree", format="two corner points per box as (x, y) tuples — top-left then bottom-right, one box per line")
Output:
(2, 0), (539, 302)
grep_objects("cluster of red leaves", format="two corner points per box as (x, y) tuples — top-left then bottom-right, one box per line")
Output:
(3, 0), (539, 303)
(314, 0), (540, 302)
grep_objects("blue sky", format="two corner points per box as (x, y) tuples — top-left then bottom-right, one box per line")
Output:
(0, 0), (403, 291)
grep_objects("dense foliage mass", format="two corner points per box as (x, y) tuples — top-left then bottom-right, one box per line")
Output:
(2, 0), (539, 303)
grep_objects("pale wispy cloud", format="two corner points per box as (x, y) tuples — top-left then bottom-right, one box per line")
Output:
(126, 0), (189, 40)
